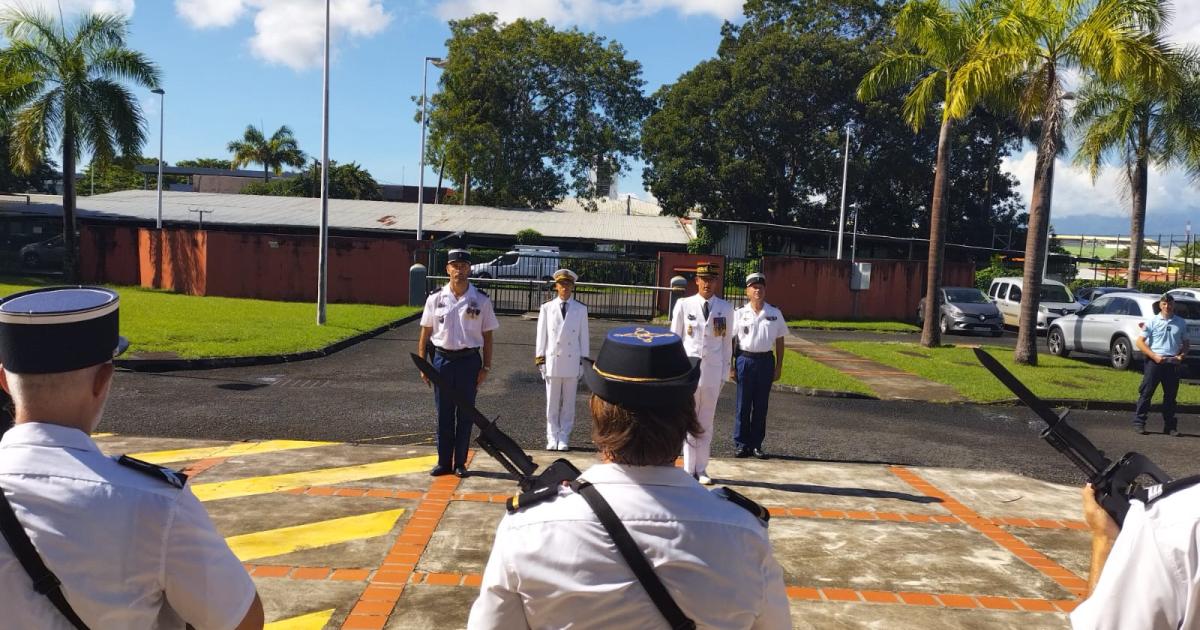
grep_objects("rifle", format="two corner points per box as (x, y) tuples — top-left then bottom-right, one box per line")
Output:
(972, 347), (1171, 526)
(410, 353), (581, 512)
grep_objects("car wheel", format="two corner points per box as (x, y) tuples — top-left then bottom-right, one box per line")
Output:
(1047, 328), (1069, 357)
(1110, 336), (1133, 371)
(939, 315), (949, 335)
(21, 252), (38, 268)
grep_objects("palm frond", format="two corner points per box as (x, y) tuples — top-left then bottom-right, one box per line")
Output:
(89, 48), (160, 88)
(857, 51), (928, 102)
(11, 88), (61, 174)
(902, 71), (943, 131)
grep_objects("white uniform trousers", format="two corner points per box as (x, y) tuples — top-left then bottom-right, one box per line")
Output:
(545, 376), (578, 448)
(683, 380), (723, 475)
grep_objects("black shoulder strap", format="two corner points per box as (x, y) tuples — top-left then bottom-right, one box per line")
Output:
(1134, 474), (1200, 505)
(0, 487), (91, 630)
(115, 455), (188, 489)
(572, 480), (696, 630)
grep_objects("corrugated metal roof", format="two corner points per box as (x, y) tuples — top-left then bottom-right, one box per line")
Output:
(11, 191), (691, 245)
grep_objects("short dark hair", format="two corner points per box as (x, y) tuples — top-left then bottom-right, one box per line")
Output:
(1161, 293), (1175, 304)
(589, 394), (701, 466)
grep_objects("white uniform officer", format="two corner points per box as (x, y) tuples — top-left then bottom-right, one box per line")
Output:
(418, 249), (500, 478)
(670, 262), (733, 485)
(0, 287), (263, 629)
(535, 269), (589, 451)
(731, 273), (788, 459)
(1071, 479), (1200, 629)
(469, 326), (791, 629)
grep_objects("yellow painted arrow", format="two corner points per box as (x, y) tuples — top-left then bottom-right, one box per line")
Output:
(192, 455), (438, 502)
(227, 508), (405, 562)
(264, 608), (335, 630)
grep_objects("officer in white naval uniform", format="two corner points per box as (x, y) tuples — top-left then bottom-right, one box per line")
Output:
(670, 262), (733, 485)
(535, 269), (589, 451)
(0, 287), (263, 630)
(1071, 479), (1200, 629)
(468, 326), (791, 629)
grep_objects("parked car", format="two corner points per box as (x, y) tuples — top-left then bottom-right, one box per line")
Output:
(987, 277), (1081, 331)
(1076, 286), (1132, 307)
(471, 245), (560, 280)
(916, 287), (1004, 336)
(1165, 287), (1200, 301)
(19, 234), (64, 269)
(1047, 292), (1200, 370)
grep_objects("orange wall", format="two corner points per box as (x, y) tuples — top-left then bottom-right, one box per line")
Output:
(138, 228), (207, 293)
(762, 257), (975, 320)
(79, 224), (140, 285)
(656, 252), (725, 313)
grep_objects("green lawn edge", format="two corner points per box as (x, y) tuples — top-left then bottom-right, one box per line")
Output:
(777, 349), (876, 397)
(830, 341), (1200, 404)
(787, 319), (920, 334)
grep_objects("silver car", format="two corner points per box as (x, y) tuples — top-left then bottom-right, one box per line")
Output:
(1046, 292), (1200, 370)
(916, 287), (1004, 336)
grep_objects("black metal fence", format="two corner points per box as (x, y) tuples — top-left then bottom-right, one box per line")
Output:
(426, 275), (676, 319)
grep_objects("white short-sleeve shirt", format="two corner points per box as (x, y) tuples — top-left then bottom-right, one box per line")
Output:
(421, 283), (500, 350)
(0, 422), (257, 630)
(468, 463), (792, 629)
(734, 303), (788, 353)
(1070, 484), (1200, 629)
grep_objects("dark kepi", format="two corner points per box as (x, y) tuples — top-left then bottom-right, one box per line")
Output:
(583, 326), (700, 408)
(447, 249), (472, 263)
(0, 287), (128, 374)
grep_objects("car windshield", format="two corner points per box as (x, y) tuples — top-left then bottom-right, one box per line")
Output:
(1166, 300), (1200, 320)
(944, 288), (987, 304)
(1039, 285), (1073, 303)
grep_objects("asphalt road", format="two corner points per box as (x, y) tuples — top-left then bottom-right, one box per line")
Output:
(100, 317), (1200, 486)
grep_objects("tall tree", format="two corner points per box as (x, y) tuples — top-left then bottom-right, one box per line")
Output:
(424, 14), (649, 208)
(1073, 47), (1200, 287)
(975, 0), (1171, 364)
(858, 0), (992, 348)
(227, 124), (305, 182)
(0, 9), (159, 280)
(176, 157), (232, 170)
(241, 159), (382, 200)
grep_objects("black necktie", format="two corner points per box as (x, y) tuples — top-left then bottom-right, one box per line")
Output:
(702, 300), (710, 321)
(561, 301), (567, 319)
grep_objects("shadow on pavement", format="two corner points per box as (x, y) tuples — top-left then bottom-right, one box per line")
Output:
(720, 479), (942, 504)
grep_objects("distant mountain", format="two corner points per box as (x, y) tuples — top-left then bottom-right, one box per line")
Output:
(1051, 212), (1199, 239)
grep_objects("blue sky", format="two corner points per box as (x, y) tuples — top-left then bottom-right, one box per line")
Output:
(7, 0), (1200, 231)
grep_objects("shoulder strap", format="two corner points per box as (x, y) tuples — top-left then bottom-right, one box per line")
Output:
(572, 481), (696, 630)
(0, 487), (91, 630)
(1134, 474), (1200, 505)
(115, 455), (188, 489)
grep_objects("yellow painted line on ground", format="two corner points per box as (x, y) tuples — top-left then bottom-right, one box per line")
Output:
(128, 440), (336, 465)
(91, 432), (115, 438)
(264, 609), (336, 630)
(192, 455), (439, 502)
(227, 509), (405, 562)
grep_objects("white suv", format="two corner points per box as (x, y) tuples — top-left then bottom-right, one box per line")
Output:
(987, 276), (1081, 330)
(471, 246), (561, 280)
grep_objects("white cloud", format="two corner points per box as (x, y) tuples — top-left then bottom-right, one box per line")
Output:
(434, 0), (743, 26)
(1167, 0), (1200, 46)
(174, 0), (391, 71)
(1001, 149), (1200, 220)
(0, 0), (133, 17)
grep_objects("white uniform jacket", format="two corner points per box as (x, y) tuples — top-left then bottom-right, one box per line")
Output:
(671, 293), (734, 386)
(535, 297), (589, 378)
(1070, 484), (1200, 629)
(468, 463), (792, 629)
(734, 303), (788, 353)
(421, 283), (500, 350)
(0, 422), (256, 629)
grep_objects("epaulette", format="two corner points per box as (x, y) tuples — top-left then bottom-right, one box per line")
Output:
(1134, 474), (1200, 506)
(711, 486), (770, 525)
(476, 288), (489, 297)
(534, 356), (545, 366)
(115, 455), (188, 489)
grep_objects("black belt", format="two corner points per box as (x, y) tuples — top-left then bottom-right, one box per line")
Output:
(434, 346), (479, 359)
(740, 351), (774, 359)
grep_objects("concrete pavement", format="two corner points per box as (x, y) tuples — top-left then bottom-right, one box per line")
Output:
(93, 433), (1092, 629)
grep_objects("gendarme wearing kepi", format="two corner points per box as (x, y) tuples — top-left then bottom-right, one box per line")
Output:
(731, 271), (787, 460)
(0, 286), (128, 373)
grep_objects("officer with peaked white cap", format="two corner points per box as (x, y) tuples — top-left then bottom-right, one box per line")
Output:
(669, 262), (733, 485)
(418, 249), (500, 478)
(535, 268), (589, 451)
(0, 287), (263, 628)
(730, 272), (787, 459)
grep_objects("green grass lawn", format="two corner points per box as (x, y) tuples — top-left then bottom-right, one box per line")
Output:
(0, 277), (420, 359)
(831, 341), (1200, 404)
(777, 349), (876, 397)
(788, 319), (920, 333)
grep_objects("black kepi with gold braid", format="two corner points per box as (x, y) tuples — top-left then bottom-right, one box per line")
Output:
(0, 286), (128, 374)
(583, 326), (700, 407)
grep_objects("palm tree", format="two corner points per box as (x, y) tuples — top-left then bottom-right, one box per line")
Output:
(858, 0), (991, 348)
(0, 9), (159, 281)
(971, 0), (1171, 365)
(1073, 47), (1200, 288)
(227, 124), (306, 182)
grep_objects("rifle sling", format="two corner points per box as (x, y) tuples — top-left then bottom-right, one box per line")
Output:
(0, 487), (91, 629)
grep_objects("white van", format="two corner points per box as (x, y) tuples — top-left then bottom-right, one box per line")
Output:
(471, 245), (561, 280)
(988, 277), (1081, 330)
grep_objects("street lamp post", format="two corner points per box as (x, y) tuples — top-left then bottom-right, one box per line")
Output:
(836, 123), (852, 260)
(317, 0), (331, 325)
(418, 56), (445, 242)
(151, 87), (165, 230)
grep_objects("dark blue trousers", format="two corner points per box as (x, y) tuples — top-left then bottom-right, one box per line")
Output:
(734, 353), (774, 451)
(432, 351), (481, 468)
(1134, 360), (1179, 431)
